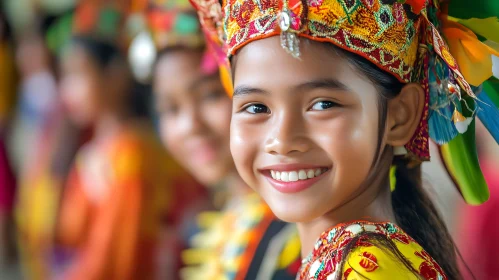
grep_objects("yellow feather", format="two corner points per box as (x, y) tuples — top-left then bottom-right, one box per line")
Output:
(485, 40), (499, 53)
(456, 17), (499, 43)
(443, 19), (499, 85)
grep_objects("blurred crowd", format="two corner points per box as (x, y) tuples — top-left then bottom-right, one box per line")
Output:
(0, 0), (497, 280)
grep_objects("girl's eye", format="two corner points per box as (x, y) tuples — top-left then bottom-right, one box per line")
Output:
(244, 104), (270, 114)
(310, 100), (338, 111)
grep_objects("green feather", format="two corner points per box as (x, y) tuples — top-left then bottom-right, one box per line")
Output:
(440, 119), (490, 205)
(439, 96), (489, 205)
(448, 0), (499, 19)
(483, 78), (499, 108)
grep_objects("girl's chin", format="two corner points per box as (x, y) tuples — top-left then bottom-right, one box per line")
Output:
(193, 166), (229, 186)
(265, 200), (326, 224)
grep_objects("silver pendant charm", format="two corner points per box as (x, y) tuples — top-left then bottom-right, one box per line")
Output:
(279, 10), (300, 58)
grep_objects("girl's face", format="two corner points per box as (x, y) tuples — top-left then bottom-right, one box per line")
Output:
(231, 37), (382, 223)
(154, 49), (234, 186)
(60, 46), (103, 127)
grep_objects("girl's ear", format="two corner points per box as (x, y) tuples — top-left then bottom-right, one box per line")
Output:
(385, 83), (425, 147)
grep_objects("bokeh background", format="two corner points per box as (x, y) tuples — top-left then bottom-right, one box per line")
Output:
(0, 0), (498, 279)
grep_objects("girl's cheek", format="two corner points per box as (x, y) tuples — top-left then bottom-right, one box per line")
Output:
(162, 117), (183, 160)
(207, 100), (232, 138)
(230, 120), (261, 187)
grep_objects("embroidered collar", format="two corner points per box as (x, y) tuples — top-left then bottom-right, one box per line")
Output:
(301, 220), (406, 273)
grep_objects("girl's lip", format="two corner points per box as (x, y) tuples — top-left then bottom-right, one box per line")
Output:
(260, 167), (331, 194)
(259, 163), (330, 172)
(187, 143), (219, 164)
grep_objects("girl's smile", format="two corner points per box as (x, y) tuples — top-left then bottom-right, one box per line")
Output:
(259, 164), (331, 193)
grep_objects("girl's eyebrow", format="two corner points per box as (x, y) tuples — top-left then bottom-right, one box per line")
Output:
(232, 85), (269, 98)
(233, 78), (349, 98)
(294, 78), (349, 93)
(188, 72), (220, 92)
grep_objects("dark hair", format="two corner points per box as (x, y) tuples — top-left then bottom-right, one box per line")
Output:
(70, 36), (123, 70)
(332, 46), (463, 279)
(0, 10), (12, 42)
(69, 36), (152, 118)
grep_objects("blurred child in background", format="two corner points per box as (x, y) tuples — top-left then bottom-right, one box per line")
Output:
(51, 3), (181, 276)
(149, 1), (301, 278)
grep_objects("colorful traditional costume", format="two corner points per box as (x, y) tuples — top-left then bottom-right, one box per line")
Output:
(54, 2), (205, 279)
(58, 124), (176, 280)
(12, 12), (82, 280)
(16, 105), (84, 280)
(143, 1), (301, 278)
(181, 193), (300, 279)
(188, 0), (499, 278)
(0, 24), (17, 221)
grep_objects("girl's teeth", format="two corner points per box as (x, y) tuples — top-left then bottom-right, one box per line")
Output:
(315, 169), (322, 176)
(298, 170), (307, 180)
(289, 171), (299, 182)
(270, 168), (327, 182)
(281, 172), (289, 182)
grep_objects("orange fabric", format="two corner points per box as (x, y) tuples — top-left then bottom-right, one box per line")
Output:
(0, 42), (17, 123)
(57, 125), (175, 280)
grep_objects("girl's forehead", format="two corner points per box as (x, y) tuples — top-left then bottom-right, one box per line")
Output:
(235, 38), (341, 78)
(233, 37), (375, 95)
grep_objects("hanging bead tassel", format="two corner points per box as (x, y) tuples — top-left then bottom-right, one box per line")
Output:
(279, 7), (300, 58)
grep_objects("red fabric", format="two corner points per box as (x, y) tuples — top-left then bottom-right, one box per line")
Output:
(459, 160), (499, 280)
(0, 137), (15, 214)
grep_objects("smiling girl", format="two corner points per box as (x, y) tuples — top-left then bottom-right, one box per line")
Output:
(189, 0), (499, 278)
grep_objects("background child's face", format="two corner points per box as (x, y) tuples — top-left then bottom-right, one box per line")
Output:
(60, 46), (102, 127)
(231, 37), (383, 223)
(154, 49), (234, 186)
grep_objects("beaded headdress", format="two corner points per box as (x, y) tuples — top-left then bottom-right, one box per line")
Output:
(147, 0), (233, 92)
(189, 0), (499, 204)
(146, 0), (205, 50)
(45, 1), (129, 54)
(72, 0), (131, 43)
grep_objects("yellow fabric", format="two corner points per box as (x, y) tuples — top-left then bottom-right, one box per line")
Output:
(343, 242), (425, 279)
(301, 222), (445, 279)
(278, 231), (301, 269)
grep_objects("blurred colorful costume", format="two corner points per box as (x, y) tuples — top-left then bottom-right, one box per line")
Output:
(11, 10), (81, 280)
(188, 0), (499, 278)
(181, 193), (300, 279)
(0, 29), (17, 128)
(58, 125), (174, 280)
(16, 105), (84, 280)
(53, 1), (206, 279)
(0, 18), (17, 218)
(143, 1), (301, 278)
